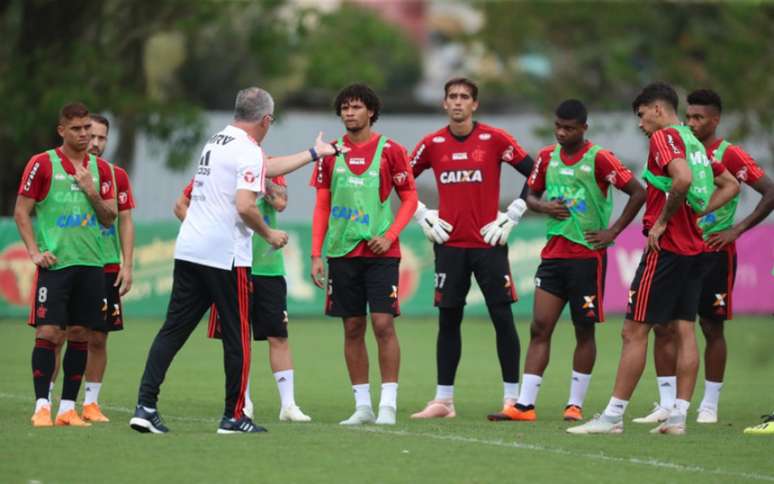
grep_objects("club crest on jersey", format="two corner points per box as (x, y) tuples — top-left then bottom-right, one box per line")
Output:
(392, 172), (408, 186)
(502, 146), (515, 162)
(452, 152), (468, 161)
(439, 169), (483, 184)
(331, 206), (370, 225)
(432, 136), (445, 143)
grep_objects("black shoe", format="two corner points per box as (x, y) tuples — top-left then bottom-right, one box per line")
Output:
(129, 405), (170, 434)
(217, 415), (268, 434)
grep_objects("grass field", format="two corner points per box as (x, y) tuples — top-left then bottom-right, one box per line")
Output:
(1, 315), (773, 483)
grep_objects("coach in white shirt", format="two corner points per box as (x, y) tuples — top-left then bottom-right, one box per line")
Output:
(131, 87), (341, 434)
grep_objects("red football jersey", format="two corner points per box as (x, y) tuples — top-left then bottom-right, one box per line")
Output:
(529, 141), (634, 259)
(410, 122), (529, 248)
(310, 132), (415, 258)
(18, 148), (115, 201)
(113, 166), (135, 212)
(642, 128), (725, 256)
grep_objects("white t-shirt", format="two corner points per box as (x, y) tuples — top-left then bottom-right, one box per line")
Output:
(174, 125), (265, 270)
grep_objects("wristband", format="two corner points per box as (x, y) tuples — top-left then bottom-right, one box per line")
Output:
(309, 148), (319, 161)
(332, 143), (342, 156)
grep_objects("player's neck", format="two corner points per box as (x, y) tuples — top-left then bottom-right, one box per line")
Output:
(702, 133), (719, 150)
(60, 144), (87, 163)
(560, 139), (586, 155)
(346, 126), (373, 144)
(448, 119), (474, 137)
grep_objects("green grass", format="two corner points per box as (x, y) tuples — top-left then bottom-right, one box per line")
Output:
(1, 316), (773, 484)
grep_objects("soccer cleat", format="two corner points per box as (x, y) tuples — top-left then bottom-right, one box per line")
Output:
(82, 403), (110, 423)
(566, 413), (624, 434)
(243, 399), (254, 420)
(55, 409), (92, 427)
(410, 400), (456, 419)
(487, 403), (536, 422)
(743, 414), (774, 435)
(339, 405), (376, 425)
(31, 405), (53, 427)
(129, 406), (169, 434)
(632, 402), (670, 423)
(279, 404), (311, 422)
(563, 404), (583, 422)
(375, 406), (397, 425)
(696, 406), (718, 424)
(650, 413), (686, 435)
(217, 415), (267, 434)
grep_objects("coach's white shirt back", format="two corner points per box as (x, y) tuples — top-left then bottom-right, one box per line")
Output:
(174, 125), (265, 270)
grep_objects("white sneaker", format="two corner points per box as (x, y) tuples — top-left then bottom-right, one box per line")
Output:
(243, 399), (254, 420)
(339, 405), (375, 425)
(566, 414), (623, 434)
(375, 406), (396, 425)
(696, 407), (718, 424)
(632, 402), (670, 423)
(651, 413), (686, 435)
(279, 404), (311, 422)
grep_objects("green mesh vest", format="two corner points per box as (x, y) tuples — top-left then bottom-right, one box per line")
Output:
(35, 150), (104, 269)
(545, 144), (613, 249)
(324, 136), (393, 258)
(698, 140), (739, 237)
(642, 125), (715, 214)
(252, 197), (285, 276)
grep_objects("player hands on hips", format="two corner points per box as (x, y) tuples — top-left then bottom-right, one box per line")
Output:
(408, 78), (535, 420)
(310, 84), (418, 426)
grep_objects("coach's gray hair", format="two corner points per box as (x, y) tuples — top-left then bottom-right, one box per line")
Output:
(234, 87), (274, 122)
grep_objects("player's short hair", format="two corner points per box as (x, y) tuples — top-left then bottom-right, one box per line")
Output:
(444, 77), (478, 101)
(631, 82), (678, 113)
(59, 102), (90, 124)
(91, 114), (110, 131)
(555, 99), (587, 124)
(687, 89), (722, 113)
(334, 84), (381, 125)
(234, 87), (274, 123)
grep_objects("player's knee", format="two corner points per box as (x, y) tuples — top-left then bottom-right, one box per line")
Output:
(620, 322), (647, 346)
(652, 324), (674, 345)
(35, 325), (63, 343)
(699, 318), (724, 341)
(372, 320), (396, 341)
(343, 321), (366, 341)
(530, 319), (553, 342)
(65, 325), (88, 342)
(268, 337), (288, 350)
(574, 324), (595, 345)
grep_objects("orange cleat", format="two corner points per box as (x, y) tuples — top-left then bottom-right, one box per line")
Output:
(31, 405), (53, 427)
(563, 404), (583, 421)
(410, 400), (456, 419)
(488, 404), (537, 421)
(82, 403), (110, 423)
(55, 409), (92, 427)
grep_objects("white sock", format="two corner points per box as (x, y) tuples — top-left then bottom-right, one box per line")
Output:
(700, 380), (723, 410)
(35, 398), (50, 412)
(379, 382), (398, 409)
(657, 376), (677, 409)
(674, 398), (690, 416)
(244, 379), (253, 409)
(58, 399), (75, 415)
(567, 371), (592, 407)
(84, 381), (101, 405)
(353, 383), (371, 408)
(516, 374), (542, 407)
(603, 397), (628, 418)
(274, 370), (295, 408)
(503, 382), (519, 403)
(48, 382), (54, 403)
(435, 385), (454, 401)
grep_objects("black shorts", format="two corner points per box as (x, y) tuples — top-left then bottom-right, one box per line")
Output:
(28, 265), (106, 329)
(698, 246), (737, 322)
(433, 245), (517, 308)
(625, 249), (702, 325)
(325, 257), (400, 317)
(208, 275), (288, 340)
(92, 270), (124, 333)
(534, 254), (607, 325)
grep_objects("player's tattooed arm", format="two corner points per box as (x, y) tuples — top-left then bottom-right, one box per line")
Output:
(264, 180), (288, 211)
(649, 158), (690, 251)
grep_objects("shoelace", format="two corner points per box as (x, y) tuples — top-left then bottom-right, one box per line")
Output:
(761, 414), (774, 423)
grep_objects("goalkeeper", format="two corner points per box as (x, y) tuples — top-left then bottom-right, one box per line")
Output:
(408, 78), (534, 420)
(490, 99), (645, 422)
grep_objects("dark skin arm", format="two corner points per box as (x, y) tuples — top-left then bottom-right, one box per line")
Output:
(648, 158), (691, 252)
(706, 174), (774, 250)
(526, 188), (571, 220)
(585, 178), (646, 249)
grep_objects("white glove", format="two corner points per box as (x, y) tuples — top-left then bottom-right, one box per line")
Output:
(414, 201), (453, 244)
(480, 199), (527, 246)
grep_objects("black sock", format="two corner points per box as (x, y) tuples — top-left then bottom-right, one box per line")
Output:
(488, 303), (520, 383)
(62, 340), (88, 401)
(437, 307), (464, 386)
(31, 338), (56, 400)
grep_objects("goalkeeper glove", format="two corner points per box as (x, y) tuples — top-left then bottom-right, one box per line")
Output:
(414, 201), (453, 244)
(480, 198), (527, 246)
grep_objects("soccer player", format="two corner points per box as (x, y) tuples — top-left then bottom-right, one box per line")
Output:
(309, 84), (418, 426)
(408, 78), (534, 420)
(634, 89), (774, 425)
(176, 176), (312, 423)
(567, 82), (739, 435)
(130, 87), (339, 434)
(494, 99), (645, 422)
(15, 102), (118, 427)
